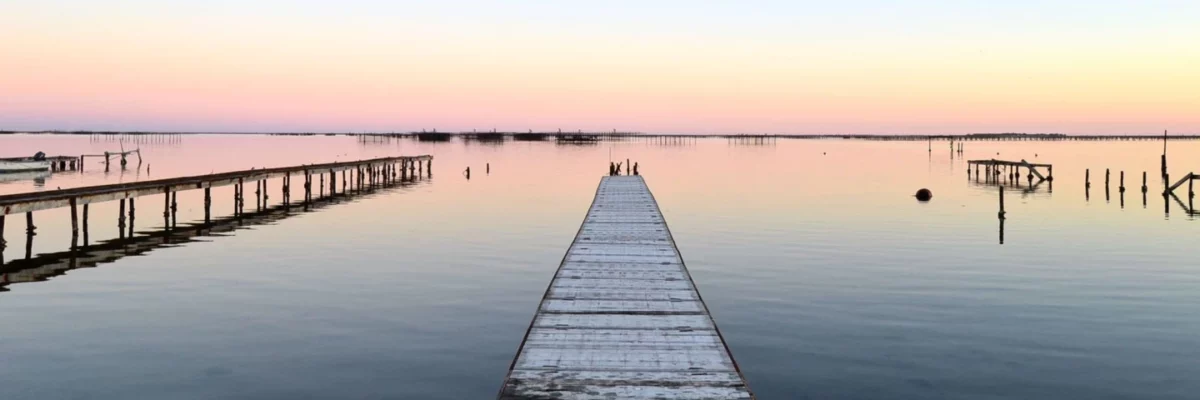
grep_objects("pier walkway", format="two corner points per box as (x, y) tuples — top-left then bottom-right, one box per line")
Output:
(499, 176), (752, 399)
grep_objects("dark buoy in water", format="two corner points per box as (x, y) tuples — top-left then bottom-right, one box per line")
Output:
(915, 188), (933, 201)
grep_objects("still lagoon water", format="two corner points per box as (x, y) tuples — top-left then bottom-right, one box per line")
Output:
(1, 134), (1198, 399)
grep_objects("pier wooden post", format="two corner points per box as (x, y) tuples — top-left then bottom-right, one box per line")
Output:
(236, 178), (244, 216)
(1105, 169), (1110, 189)
(1120, 171), (1125, 193)
(263, 180), (268, 205)
(70, 198), (79, 238)
(998, 186), (1006, 219)
(330, 170), (336, 195)
(118, 199), (126, 236)
(319, 174), (324, 198)
(255, 180), (262, 211)
(82, 204), (89, 245)
(304, 171), (312, 204)
(1190, 174), (1195, 200)
(26, 212), (35, 235)
(1161, 155), (1168, 181)
(1047, 165), (1053, 181)
(342, 171), (347, 193)
(1142, 172), (1148, 193)
(1085, 169), (1090, 189)
(0, 215), (5, 249)
(204, 187), (212, 223)
(128, 198), (135, 237)
(163, 187), (171, 225)
(171, 191), (177, 228)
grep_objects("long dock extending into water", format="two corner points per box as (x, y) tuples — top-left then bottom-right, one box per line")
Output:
(0, 155), (431, 250)
(499, 176), (753, 399)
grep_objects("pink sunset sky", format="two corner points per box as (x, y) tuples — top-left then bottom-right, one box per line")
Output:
(1, 1), (1198, 134)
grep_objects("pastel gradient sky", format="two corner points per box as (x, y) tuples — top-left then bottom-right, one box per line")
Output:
(2, 1), (1198, 134)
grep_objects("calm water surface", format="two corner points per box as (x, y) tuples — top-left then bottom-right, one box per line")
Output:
(1, 134), (1198, 399)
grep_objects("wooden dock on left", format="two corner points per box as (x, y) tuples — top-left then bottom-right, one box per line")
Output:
(0, 155), (432, 249)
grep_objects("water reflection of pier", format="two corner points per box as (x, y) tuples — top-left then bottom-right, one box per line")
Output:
(0, 177), (425, 291)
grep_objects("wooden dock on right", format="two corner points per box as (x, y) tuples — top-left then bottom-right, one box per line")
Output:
(499, 176), (753, 399)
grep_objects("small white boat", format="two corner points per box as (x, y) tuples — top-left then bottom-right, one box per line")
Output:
(0, 152), (52, 173)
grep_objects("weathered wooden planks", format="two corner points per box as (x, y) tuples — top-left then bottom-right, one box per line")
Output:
(499, 176), (752, 399)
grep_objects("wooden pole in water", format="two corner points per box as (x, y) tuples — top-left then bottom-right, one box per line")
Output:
(82, 203), (89, 244)
(236, 178), (243, 216)
(128, 198), (135, 237)
(26, 212), (34, 235)
(70, 198), (78, 237)
(263, 179), (268, 205)
(204, 187), (211, 223)
(118, 198), (126, 233)
(163, 186), (171, 221)
(1161, 130), (1169, 182)
(1120, 171), (1125, 193)
(0, 214), (5, 248)
(1191, 173), (1195, 199)
(330, 170), (336, 195)
(998, 186), (1006, 219)
(306, 171), (313, 203)
(1105, 169), (1110, 188)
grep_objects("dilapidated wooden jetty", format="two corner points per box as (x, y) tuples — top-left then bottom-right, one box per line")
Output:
(499, 176), (753, 399)
(968, 159), (1053, 184)
(0, 156), (431, 249)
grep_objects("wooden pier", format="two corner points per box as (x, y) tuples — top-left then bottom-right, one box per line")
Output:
(499, 176), (752, 399)
(1, 176), (423, 287)
(0, 155), (432, 249)
(968, 159), (1053, 184)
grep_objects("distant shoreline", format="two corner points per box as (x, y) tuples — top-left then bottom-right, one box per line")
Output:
(2, 130), (1195, 140)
